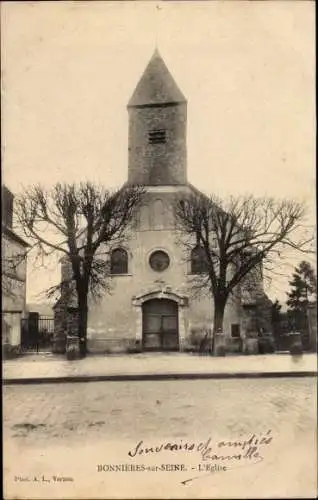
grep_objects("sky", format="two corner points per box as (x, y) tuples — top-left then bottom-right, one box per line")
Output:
(1, 1), (316, 306)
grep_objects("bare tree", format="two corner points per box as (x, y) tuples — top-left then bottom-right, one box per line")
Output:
(2, 229), (30, 298)
(2, 251), (28, 297)
(175, 192), (313, 351)
(15, 182), (144, 356)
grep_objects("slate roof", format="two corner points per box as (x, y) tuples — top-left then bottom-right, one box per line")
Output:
(128, 49), (186, 107)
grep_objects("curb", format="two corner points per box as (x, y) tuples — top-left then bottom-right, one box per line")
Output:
(3, 371), (317, 385)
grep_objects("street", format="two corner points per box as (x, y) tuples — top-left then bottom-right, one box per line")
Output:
(4, 377), (317, 499)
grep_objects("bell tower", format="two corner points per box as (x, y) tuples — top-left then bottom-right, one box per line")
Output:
(127, 50), (187, 186)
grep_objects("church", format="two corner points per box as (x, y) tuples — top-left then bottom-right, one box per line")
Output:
(55, 50), (270, 354)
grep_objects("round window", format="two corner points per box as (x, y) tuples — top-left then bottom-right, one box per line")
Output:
(149, 250), (170, 272)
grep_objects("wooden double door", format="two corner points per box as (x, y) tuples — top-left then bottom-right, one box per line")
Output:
(142, 299), (179, 351)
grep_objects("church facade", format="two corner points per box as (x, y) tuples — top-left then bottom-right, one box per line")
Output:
(56, 50), (270, 354)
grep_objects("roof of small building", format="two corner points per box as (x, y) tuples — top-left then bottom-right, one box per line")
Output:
(128, 49), (186, 108)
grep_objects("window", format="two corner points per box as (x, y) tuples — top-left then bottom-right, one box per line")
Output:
(148, 129), (166, 144)
(149, 251), (170, 272)
(191, 246), (209, 274)
(110, 248), (128, 275)
(231, 324), (241, 338)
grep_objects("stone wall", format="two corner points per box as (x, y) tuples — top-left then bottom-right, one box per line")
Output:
(53, 257), (78, 353)
(53, 300), (67, 353)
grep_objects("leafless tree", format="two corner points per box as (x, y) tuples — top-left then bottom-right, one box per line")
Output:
(2, 226), (30, 298)
(15, 182), (145, 356)
(2, 251), (28, 297)
(175, 192), (313, 351)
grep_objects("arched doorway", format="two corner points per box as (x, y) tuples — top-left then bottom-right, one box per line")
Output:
(142, 299), (179, 351)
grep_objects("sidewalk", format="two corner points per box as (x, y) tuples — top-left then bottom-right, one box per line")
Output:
(3, 352), (317, 384)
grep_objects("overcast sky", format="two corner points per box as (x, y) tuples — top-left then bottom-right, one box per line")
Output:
(2, 1), (315, 305)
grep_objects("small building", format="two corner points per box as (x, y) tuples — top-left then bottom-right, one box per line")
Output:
(2, 186), (29, 351)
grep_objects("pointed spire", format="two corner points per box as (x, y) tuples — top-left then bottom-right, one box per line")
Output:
(128, 50), (186, 107)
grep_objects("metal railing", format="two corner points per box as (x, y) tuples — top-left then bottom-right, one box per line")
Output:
(20, 315), (54, 352)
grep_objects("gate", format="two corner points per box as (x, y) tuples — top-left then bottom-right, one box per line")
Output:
(142, 299), (179, 351)
(21, 313), (54, 352)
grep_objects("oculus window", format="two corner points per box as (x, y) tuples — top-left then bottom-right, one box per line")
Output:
(149, 250), (170, 272)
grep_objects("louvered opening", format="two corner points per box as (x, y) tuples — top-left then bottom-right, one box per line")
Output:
(148, 129), (166, 144)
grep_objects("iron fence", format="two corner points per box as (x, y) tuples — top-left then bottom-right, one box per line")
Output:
(21, 315), (54, 352)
